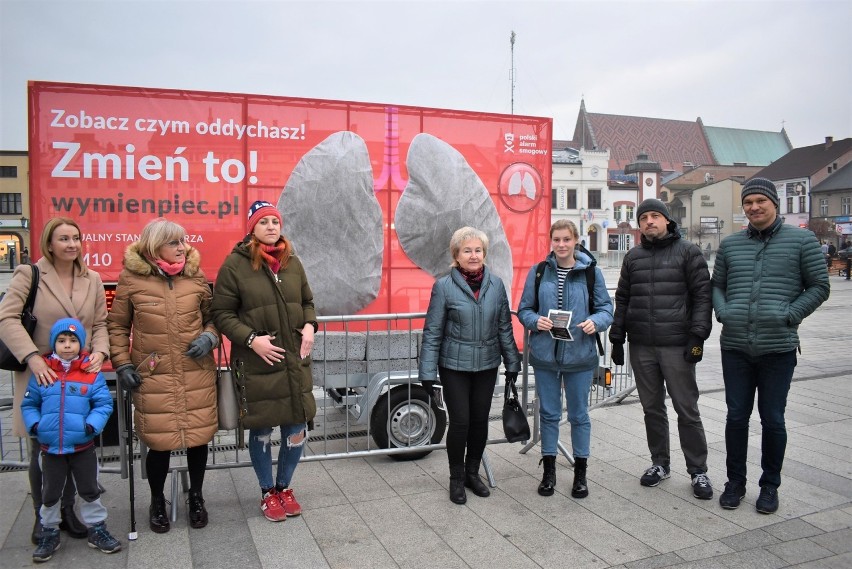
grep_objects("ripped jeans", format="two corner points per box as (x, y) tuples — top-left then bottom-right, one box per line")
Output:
(248, 423), (307, 491)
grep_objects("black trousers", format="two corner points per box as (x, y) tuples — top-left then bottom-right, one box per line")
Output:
(439, 366), (498, 468)
(29, 437), (75, 511)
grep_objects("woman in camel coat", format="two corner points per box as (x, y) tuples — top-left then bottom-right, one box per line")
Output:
(107, 218), (217, 534)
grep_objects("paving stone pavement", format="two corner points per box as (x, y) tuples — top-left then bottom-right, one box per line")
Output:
(0, 271), (850, 568)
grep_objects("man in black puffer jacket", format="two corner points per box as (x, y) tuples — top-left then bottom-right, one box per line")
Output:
(609, 199), (713, 500)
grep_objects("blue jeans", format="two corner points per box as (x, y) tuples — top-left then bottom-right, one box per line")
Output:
(535, 367), (593, 458)
(722, 349), (796, 489)
(248, 423), (307, 491)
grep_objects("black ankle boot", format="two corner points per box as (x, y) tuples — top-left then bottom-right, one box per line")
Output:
(449, 465), (467, 504)
(59, 505), (87, 538)
(572, 457), (589, 499)
(149, 494), (170, 533)
(464, 460), (490, 497)
(538, 456), (556, 496)
(187, 490), (208, 529)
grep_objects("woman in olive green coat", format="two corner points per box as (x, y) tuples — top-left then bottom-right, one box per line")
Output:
(211, 201), (317, 523)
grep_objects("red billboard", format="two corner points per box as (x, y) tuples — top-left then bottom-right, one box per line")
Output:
(29, 81), (552, 316)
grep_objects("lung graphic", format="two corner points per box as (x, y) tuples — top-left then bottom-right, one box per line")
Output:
(394, 133), (513, 294)
(277, 131), (383, 315)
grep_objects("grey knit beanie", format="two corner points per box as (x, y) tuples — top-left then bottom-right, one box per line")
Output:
(742, 178), (779, 208)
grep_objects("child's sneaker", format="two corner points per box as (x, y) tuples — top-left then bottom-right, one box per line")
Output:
(87, 522), (121, 554)
(33, 527), (60, 563)
(260, 490), (287, 522)
(278, 488), (302, 517)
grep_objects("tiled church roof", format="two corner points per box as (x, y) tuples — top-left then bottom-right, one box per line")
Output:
(568, 100), (790, 173)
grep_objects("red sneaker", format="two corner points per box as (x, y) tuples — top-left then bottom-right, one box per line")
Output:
(278, 488), (302, 517)
(260, 491), (287, 522)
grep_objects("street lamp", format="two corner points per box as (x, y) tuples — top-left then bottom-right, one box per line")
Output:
(20, 216), (29, 229)
(579, 207), (585, 243)
(716, 219), (725, 248)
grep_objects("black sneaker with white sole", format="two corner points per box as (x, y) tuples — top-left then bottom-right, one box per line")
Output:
(691, 472), (713, 500)
(640, 464), (670, 487)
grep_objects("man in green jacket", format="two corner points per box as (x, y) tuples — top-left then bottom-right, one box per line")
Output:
(712, 178), (829, 514)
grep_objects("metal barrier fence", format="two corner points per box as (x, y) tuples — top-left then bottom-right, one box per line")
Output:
(0, 306), (636, 526)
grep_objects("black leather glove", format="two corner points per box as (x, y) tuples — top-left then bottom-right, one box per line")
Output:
(610, 342), (625, 366)
(421, 380), (436, 395)
(684, 335), (704, 364)
(504, 371), (519, 383)
(85, 424), (95, 436)
(116, 363), (143, 390)
(185, 331), (216, 359)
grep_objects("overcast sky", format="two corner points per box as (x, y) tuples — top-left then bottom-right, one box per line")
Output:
(1, 0), (850, 151)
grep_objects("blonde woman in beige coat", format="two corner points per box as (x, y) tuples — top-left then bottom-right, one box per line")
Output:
(0, 217), (109, 544)
(107, 218), (218, 534)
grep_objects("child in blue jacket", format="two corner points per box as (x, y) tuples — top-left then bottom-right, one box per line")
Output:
(21, 318), (121, 563)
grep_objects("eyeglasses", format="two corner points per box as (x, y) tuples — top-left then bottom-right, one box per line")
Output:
(165, 237), (187, 248)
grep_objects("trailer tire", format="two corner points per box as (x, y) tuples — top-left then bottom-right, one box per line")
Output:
(371, 385), (446, 461)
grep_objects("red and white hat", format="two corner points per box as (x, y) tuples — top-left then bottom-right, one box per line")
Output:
(247, 200), (282, 234)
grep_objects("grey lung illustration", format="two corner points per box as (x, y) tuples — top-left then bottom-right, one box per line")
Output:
(277, 131), (383, 315)
(394, 133), (513, 293)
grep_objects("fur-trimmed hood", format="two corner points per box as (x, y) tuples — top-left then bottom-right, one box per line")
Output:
(123, 242), (202, 277)
(108, 240), (217, 452)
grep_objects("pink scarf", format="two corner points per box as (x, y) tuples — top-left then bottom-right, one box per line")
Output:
(154, 258), (186, 276)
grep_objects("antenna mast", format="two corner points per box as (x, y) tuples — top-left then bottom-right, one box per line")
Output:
(510, 31), (516, 115)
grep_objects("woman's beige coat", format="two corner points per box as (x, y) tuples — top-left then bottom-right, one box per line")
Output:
(0, 258), (109, 437)
(107, 244), (217, 451)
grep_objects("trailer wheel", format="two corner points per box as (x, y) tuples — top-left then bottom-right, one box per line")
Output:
(371, 385), (446, 461)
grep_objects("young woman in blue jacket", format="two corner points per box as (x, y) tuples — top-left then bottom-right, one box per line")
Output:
(517, 220), (613, 498)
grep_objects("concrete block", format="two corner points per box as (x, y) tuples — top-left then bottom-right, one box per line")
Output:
(365, 330), (421, 360)
(311, 331), (366, 362)
(311, 361), (368, 387)
(365, 358), (420, 376)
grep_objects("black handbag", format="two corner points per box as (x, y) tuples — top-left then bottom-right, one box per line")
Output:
(502, 377), (530, 443)
(0, 263), (40, 372)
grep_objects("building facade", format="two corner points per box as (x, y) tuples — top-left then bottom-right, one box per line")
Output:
(0, 150), (30, 268)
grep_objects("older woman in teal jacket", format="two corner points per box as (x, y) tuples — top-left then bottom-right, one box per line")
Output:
(517, 219), (613, 499)
(419, 226), (521, 505)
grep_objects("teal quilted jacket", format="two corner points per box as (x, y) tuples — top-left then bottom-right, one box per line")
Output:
(711, 218), (829, 356)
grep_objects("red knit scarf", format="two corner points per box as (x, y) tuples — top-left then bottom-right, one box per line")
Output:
(260, 243), (287, 274)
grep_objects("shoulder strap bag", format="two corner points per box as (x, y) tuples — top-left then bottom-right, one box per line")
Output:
(0, 263), (40, 371)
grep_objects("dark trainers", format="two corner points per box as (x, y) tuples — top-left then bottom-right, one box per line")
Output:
(719, 481), (746, 509)
(33, 527), (60, 563)
(691, 472), (713, 500)
(756, 486), (779, 514)
(87, 521), (121, 553)
(187, 490), (209, 528)
(640, 464), (670, 487)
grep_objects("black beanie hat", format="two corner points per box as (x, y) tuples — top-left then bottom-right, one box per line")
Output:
(636, 198), (673, 223)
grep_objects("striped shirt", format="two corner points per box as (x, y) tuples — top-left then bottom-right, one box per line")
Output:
(555, 266), (572, 309)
